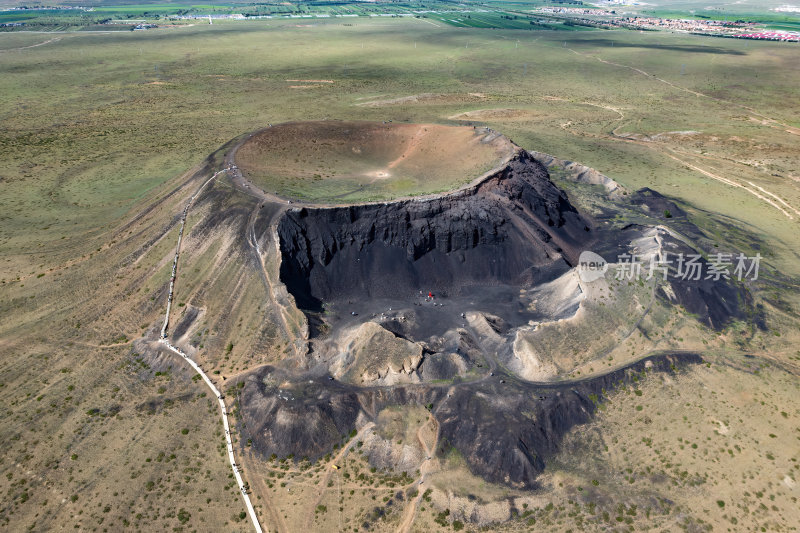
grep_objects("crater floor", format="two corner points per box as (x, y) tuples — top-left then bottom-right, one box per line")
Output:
(234, 120), (517, 203)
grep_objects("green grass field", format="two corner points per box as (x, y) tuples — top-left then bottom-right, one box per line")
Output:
(1, 17), (798, 277)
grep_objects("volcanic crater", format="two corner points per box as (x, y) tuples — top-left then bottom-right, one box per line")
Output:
(224, 121), (753, 490)
(235, 120), (517, 203)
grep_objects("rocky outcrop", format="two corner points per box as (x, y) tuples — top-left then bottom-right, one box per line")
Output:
(238, 368), (445, 461)
(332, 322), (424, 384)
(530, 150), (625, 196)
(237, 129), (756, 491)
(433, 352), (702, 488)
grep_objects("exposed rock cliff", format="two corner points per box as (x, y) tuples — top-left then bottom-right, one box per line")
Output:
(277, 151), (593, 311)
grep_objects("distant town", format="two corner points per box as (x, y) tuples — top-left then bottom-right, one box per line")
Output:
(534, 6), (800, 41)
(1, 2), (798, 42)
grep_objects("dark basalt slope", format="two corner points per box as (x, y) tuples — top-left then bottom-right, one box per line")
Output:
(239, 369), (444, 461)
(435, 353), (703, 488)
(239, 353), (703, 489)
(277, 151), (593, 311)
(591, 222), (753, 332)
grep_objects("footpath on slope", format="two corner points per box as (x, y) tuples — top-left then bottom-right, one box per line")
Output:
(158, 166), (265, 533)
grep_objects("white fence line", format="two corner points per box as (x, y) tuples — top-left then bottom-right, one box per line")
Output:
(160, 168), (230, 341)
(159, 339), (263, 533)
(158, 167), (264, 533)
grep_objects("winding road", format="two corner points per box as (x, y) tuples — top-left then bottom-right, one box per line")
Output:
(551, 44), (800, 222)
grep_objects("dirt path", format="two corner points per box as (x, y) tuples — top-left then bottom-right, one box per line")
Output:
(160, 169), (229, 339)
(70, 340), (132, 349)
(416, 18), (442, 28)
(747, 181), (800, 217)
(557, 99), (800, 221)
(245, 203), (307, 359)
(564, 46), (799, 137)
(252, 472), (290, 533)
(397, 409), (440, 533)
(387, 125), (430, 169)
(303, 422), (375, 530)
(549, 43), (800, 221)
(661, 150), (795, 220)
(159, 340), (263, 532)
(0, 36), (62, 53)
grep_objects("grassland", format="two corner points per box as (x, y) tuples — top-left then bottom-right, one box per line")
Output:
(2, 18), (798, 273)
(1, 13), (799, 532)
(546, 353), (800, 531)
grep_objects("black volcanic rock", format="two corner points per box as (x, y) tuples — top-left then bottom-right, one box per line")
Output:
(277, 151), (593, 311)
(238, 354), (702, 488)
(238, 368), (445, 460)
(630, 187), (687, 220)
(239, 368), (363, 460)
(434, 353), (702, 488)
(664, 264), (752, 331)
